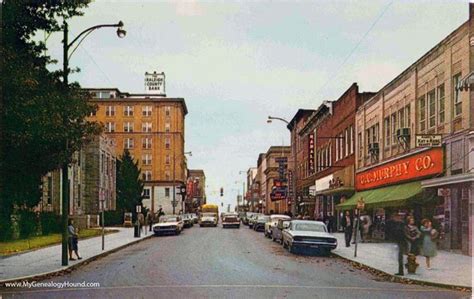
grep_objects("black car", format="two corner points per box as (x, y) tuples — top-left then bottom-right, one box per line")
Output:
(253, 215), (270, 232)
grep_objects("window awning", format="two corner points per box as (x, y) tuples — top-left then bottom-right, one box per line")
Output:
(336, 181), (427, 210)
(316, 186), (355, 196)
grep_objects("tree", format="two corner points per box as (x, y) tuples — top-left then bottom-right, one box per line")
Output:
(0, 1), (101, 240)
(116, 150), (145, 214)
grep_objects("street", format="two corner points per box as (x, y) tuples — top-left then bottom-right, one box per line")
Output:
(0, 226), (468, 299)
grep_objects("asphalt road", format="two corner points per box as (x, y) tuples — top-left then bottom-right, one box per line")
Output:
(0, 224), (470, 299)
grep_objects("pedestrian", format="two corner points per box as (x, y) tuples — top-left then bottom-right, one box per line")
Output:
(387, 213), (407, 276)
(146, 211), (153, 232)
(404, 216), (421, 255)
(327, 213), (335, 233)
(138, 211), (145, 234)
(419, 219), (438, 269)
(341, 210), (353, 247)
(68, 219), (82, 261)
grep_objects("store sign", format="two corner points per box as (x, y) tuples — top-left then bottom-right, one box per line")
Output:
(144, 71), (166, 95)
(308, 133), (315, 174)
(355, 148), (443, 191)
(271, 179), (287, 201)
(415, 135), (442, 148)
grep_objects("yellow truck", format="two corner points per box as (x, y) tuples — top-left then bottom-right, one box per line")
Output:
(199, 204), (219, 227)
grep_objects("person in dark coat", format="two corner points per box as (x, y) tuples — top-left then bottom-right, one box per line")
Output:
(341, 210), (353, 247)
(386, 213), (407, 276)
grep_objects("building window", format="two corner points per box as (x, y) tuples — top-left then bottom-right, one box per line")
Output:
(345, 128), (349, 157)
(142, 171), (152, 181)
(142, 137), (152, 149)
(453, 73), (462, 117)
(335, 134), (339, 162)
(328, 143), (332, 166)
(405, 104), (411, 129)
(165, 137), (170, 149)
(339, 133), (343, 160)
(384, 117), (390, 147)
(165, 187), (170, 197)
(165, 123), (170, 133)
(124, 122), (134, 133)
(143, 188), (151, 199)
(106, 122), (115, 133)
(357, 132), (362, 159)
(124, 106), (134, 117)
(105, 106), (115, 117)
(398, 107), (405, 129)
(165, 171), (170, 181)
(428, 89), (436, 128)
(142, 122), (152, 132)
(438, 84), (445, 124)
(165, 106), (171, 116)
(391, 113), (397, 145)
(142, 106), (152, 117)
(142, 154), (152, 166)
(165, 154), (171, 165)
(350, 125), (354, 155)
(47, 176), (52, 205)
(124, 138), (134, 149)
(418, 96), (426, 132)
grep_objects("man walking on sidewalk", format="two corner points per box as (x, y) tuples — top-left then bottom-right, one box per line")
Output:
(387, 213), (407, 276)
(341, 210), (353, 247)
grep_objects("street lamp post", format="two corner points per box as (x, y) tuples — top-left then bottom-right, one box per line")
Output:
(267, 116), (297, 217)
(61, 20), (126, 266)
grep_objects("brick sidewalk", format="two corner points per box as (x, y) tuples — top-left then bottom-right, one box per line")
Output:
(0, 227), (152, 283)
(332, 233), (472, 288)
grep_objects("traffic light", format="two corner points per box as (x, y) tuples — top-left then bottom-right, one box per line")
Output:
(220, 187), (224, 197)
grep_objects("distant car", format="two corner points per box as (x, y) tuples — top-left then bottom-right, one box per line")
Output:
(271, 219), (291, 244)
(242, 212), (256, 225)
(248, 214), (261, 229)
(190, 213), (199, 224)
(282, 220), (337, 255)
(264, 214), (291, 238)
(182, 214), (194, 228)
(153, 215), (184, 236)
(199, 212), (218, 227)
(222, 213), (240, 228)
(253, 215), (271, 232)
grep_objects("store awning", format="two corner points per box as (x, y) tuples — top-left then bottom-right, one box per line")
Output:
(336, 181), (426, 210)
(316, 187), (355, 196)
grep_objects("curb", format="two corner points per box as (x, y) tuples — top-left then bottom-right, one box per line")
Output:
(0, 233), (154, 286)
(332, 252), (472, 291)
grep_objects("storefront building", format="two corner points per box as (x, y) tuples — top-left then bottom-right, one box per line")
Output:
(342, 9), (473, 255)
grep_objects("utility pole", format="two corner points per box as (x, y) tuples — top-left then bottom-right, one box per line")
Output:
(61, 21), (69, 267)
(172, 154), (176, 215)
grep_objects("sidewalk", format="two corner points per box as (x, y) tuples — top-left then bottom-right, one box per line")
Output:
(332, 233), (472, 288)
(0, 227), (153, 283)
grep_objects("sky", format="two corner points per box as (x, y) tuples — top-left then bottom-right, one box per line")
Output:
(43, 0), (468, 211)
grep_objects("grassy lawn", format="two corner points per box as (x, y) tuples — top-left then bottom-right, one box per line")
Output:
(0, 228), (119, 256)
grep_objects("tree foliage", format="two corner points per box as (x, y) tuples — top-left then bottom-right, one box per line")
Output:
(0, 0), (101, 239)
(116, 150), (145, 213)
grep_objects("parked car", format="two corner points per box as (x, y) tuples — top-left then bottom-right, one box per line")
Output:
(199, 212), (218, 227)
(271, 219), (291, 244)
(182, 214), (194, 228)
(282, 220), (337, 255)
(153, 215), (184, 236)
(190, 213), (199, 224)
(248, 213), (261, 229)
(264, 214), (291, 238)
(253, 215), (271, 232)
(222, 213), (240, 228)
(242, 212), (256, 225)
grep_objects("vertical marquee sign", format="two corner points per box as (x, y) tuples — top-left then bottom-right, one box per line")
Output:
(308, 133), (315, 174)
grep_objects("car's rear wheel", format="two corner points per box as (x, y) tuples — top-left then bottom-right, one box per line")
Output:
(288, 244), (295, 254)
(271, 234), (276, 242)
(282, 240), (288, 249)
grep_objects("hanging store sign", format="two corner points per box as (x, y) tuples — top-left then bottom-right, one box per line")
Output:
(308, 133), (315, 174)
(415, 135), (442, 148)
(355, 148), (443, 191)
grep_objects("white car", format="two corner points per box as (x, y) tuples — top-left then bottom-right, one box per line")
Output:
(282, 220), (337, 255)
(153, 215), (184, 236)
(199, 212), (218, 227)
(264, 214), (291, 238)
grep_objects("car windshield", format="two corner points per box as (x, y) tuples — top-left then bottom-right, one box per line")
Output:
(161, 217), (178, 223)
(257, 215), (270, 221)
(293, 223), (327, 232)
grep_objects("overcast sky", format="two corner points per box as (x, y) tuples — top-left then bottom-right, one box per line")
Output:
(44, 0), (467, 210)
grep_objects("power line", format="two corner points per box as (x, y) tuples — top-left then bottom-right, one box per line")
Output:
(77, 45), (114, 86)
(314, 0), (394, 98)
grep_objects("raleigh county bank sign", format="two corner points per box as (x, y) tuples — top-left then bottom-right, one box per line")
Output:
(355, 148), (444, 191)
(145, 71), (166, 95)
